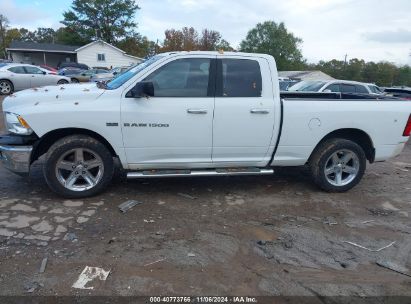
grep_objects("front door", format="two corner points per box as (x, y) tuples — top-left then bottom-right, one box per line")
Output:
(23, 66), (48, 87)
(121, 56), (216, 167)
(212, 56), (275, 164)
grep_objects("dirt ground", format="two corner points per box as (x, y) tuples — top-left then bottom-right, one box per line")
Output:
(0, 95), (410, 298)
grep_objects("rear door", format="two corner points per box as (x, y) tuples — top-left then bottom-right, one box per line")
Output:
(7, 66), (32, 90)
(212, 56), (275, 164)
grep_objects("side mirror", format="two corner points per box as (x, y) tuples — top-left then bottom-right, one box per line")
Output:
(126, 81), (154, 98)
(81, 73), (86, 76)
(42, 71), (47, 75)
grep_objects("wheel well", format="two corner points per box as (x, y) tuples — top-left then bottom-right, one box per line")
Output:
(31, 128), (117, 163)
(310, 129), (375, 163)
(0, 79), (14, 88)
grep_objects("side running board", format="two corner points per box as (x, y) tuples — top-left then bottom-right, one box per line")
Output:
(127, 168), (274, 179)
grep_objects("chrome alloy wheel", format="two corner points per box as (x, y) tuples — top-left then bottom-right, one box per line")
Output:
(0, 81), (12, 94)
(55, 148), (104, 191)
(324, 149), (360, 186)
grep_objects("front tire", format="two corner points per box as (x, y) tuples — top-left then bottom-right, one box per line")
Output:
(57, 79), (69, 85)
(0, 80), (13, 95)
(43, 135), (114, 198)
(309, 138), (366, 192)
(71, 78), (79, 83)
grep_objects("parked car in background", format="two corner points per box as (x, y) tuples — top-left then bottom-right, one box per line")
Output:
(57, 62), (89, 70)
(111, 66), (131, 76)
(384, 87), (411, 100)
(0, 63), (70, 95)
(40, 65), (57, 74)
(58, 67), (84, 76)
(288, 80), (381, 95)
(279, 79), (299, 91)
(90, 71), (115, 83)
(69, 69), (113, 83)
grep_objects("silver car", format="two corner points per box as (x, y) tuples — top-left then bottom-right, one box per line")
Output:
(0, 63), (71, 95)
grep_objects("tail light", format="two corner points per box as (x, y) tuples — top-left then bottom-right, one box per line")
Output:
(403, 114), (411, 137)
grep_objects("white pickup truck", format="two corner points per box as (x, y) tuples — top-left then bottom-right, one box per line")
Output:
(1, 52), (410, 198)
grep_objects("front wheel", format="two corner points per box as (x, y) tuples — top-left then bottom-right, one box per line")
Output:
(57, 79), (69, 85)
(309, 138), (366, 192)
(43, 135), (114, 198)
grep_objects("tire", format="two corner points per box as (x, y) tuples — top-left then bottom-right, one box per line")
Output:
(0, 79), (14, 95)
(43, 135), (114, 198)
(57, 79), (69, 85)
(309, 138), (366, 192)
(71, 78), (79, 83)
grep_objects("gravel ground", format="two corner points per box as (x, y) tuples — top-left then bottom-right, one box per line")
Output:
(0, 95), (410, 297)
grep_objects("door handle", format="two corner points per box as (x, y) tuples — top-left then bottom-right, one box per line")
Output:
(250, 109), (270, 114)
(187, 109), (208, 114)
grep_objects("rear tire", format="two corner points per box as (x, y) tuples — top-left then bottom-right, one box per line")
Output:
(0, 80), (13, 95)
(71, 78), (79, 83)
(57, 79), (69, 85)
(309, 138), (366, 192)
(43, 135), (114, 198)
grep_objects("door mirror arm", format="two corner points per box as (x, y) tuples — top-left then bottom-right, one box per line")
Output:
(126, 81), (155, 98)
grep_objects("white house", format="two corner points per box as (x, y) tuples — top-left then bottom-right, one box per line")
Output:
(75, 40), (142, 68)
(6, 39), (142, 69)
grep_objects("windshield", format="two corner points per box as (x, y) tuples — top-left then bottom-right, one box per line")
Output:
(368, 85), (382, 94)
(106, 55), (164, 90)
(288, 80), (326, 92)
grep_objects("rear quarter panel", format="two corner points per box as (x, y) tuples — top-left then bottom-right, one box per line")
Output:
(272, 99), (410, 166)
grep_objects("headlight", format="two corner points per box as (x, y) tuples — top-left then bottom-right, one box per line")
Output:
(4, 112), (33, 135)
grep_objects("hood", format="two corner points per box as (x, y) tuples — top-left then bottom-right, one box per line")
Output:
(3, 83), (106, 113)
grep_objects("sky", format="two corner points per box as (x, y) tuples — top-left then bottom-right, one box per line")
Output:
(1, 0), (411, 65)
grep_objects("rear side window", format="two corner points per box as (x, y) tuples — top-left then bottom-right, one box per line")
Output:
(8, 66), (25, 74)
(341, 84), (356, 93)
(144, 58), (212, 97)
(218, 59), (262, 97)
(355, 85), (368, 94)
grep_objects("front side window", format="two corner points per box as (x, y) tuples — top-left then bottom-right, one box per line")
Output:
(24, 66), (43, 74)
(143, 58), (211, 97)
(97, 54), (106, 61)
(341, 84), (356, 93)
(8, 66), (25, 74)
(356, 85), (369, 94)
(325, 84), (340, 92)
(218, 59), (262, 97)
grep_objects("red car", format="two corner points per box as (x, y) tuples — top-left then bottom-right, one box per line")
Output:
(40, 65), (57, 75)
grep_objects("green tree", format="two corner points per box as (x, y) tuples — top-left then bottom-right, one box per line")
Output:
(34, 28), (56, 43)
(216, 39), (234, 51)
(161, 27), (231, 52)
(116, 34), (157, 58)
(240, 21), (305, 70)
(55, 27), (90, 45)
(62, 0), (140, 44)
(0, 14), (9, 58)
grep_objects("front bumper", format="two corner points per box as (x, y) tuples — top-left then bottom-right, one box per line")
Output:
(0, 134), (37, 175)
(0, 145), (33, 175)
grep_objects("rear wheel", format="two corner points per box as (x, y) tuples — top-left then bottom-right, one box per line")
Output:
(43, 135), (114, 198)
(57, 79), (69, 85)
(309, 138), (366, 192)
(0, 80), (13, 95)
(71, 78), (79, 83)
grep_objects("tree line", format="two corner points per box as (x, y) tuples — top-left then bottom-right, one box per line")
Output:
(0, 0), (409, 87)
